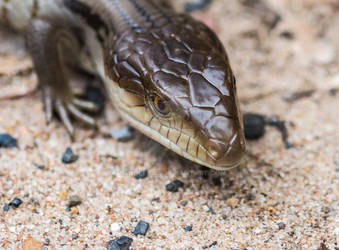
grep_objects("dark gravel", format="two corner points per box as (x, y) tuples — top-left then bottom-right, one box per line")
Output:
(0, 133), (17, 148)
(62, 147), (79, 164)
(203, 241), (218, 249)
(134, 170), (148, 179)
(84, 86), (106, 114)
(9, 197), (23, 208)
(109, 126), (134, 142)
(66, 195), (82, 211)
(3, 203), (10, 211)
(243, 113), (266, 140)
(107, 236), (133, 250)
(72, 233), (79, 240)
(243, 113), (293, 148)
(166, 179), (184, 192)
(133, 221), (149, 236)
(212, 177), (222, 186)
(277, 222), (286, 230)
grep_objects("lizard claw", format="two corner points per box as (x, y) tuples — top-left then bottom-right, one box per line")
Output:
(42, 86), (98, 137)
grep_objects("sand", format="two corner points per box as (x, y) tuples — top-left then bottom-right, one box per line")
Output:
(0, 0), (338, 249)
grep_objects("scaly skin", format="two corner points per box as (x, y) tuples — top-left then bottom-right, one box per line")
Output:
(0, 0), (246, 170)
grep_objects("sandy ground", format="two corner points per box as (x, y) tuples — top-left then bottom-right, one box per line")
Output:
(0, 0), (338, 249)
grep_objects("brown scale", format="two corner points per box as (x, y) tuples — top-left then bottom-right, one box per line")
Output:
(106, 14), (246, 168)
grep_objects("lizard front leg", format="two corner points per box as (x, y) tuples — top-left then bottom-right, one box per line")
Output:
(26, 18), (98, 138)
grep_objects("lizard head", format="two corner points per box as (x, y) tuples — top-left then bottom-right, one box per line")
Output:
(105, 15), (245, 170)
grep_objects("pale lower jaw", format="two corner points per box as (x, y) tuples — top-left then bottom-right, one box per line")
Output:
(107, 81), (241, 171)
(117, 107), (241, 171)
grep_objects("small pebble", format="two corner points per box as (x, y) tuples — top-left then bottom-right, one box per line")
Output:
(180, 200), (187, 206)
(70, 207), (80, 215)
(62, 147), (78, 164)
(246, 194), (255, 201)
(185, 0), (212, 13)
(133, 221), (149, 236)
(85, 86), (106, 113)
(279, 31), (294, 39)
(110, 223), (120, 232)
(34, 163), (46, 170)
(0, 134), (17, 148)
(72, 233), (79, 240)
(29, 197), (40, 206)
(185, 225), (193, 231)
(165, 179), (184, 192)
(9, 197), (23, 208)
(44, 238), (51, 246)
(243, 113), (266, 140)
(110, 126), (134, 142)
(151, 197), (160, 203)
(203, 241), (217, 249)
(209, 207), (216, 215)
(277, 222), (286, 230)
(134, 170), (148, 179)
(3, 203), (10, 211)
(44, 238), (50, 245)
(107, 236), (133, 250)
(212, 177), (221, 186)
(67, 195), (82, 210)
(200, 166), (210, 179)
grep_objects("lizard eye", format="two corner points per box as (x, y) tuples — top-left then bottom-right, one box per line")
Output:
(152, 95), (170, 116)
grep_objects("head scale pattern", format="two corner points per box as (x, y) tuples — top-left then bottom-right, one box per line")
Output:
(105, 14), (245, 164)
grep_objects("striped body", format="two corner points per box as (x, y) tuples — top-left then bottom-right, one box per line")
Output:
(0, 0), (172, 33)
(0, 0), (174, 91)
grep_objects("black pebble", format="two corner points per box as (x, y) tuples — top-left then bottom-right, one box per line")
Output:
(246, 194), (255, 201)
(280, 31), (294, 39)
(209, 207), (216, 215)
(85, 86), (106, 114)
(9, 197), (23, 208)
(133, 221), (149, 236)
(72, 233), (79, 240)
(0, 134), (17, 148)
(166, 179), (184, 192)
(180, 200), (187, 206)
(67, 195), (82, 209)
(243, 113), (266, 140)
(185, 225), (193, 231)
(203, 241), (218, 249)
(62, 147), (79, 164)
(277, 222), (286, 230)
(185, 0), (212, 13)
(107, 236), (133, 250)
(44, 238), (50, 245)
(200, 166), (210, 179)
(329, 88), (338, 96)
(134, 170), (148, 179)
(212, 177), (221, 186)
(3, 203), (9, 211)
